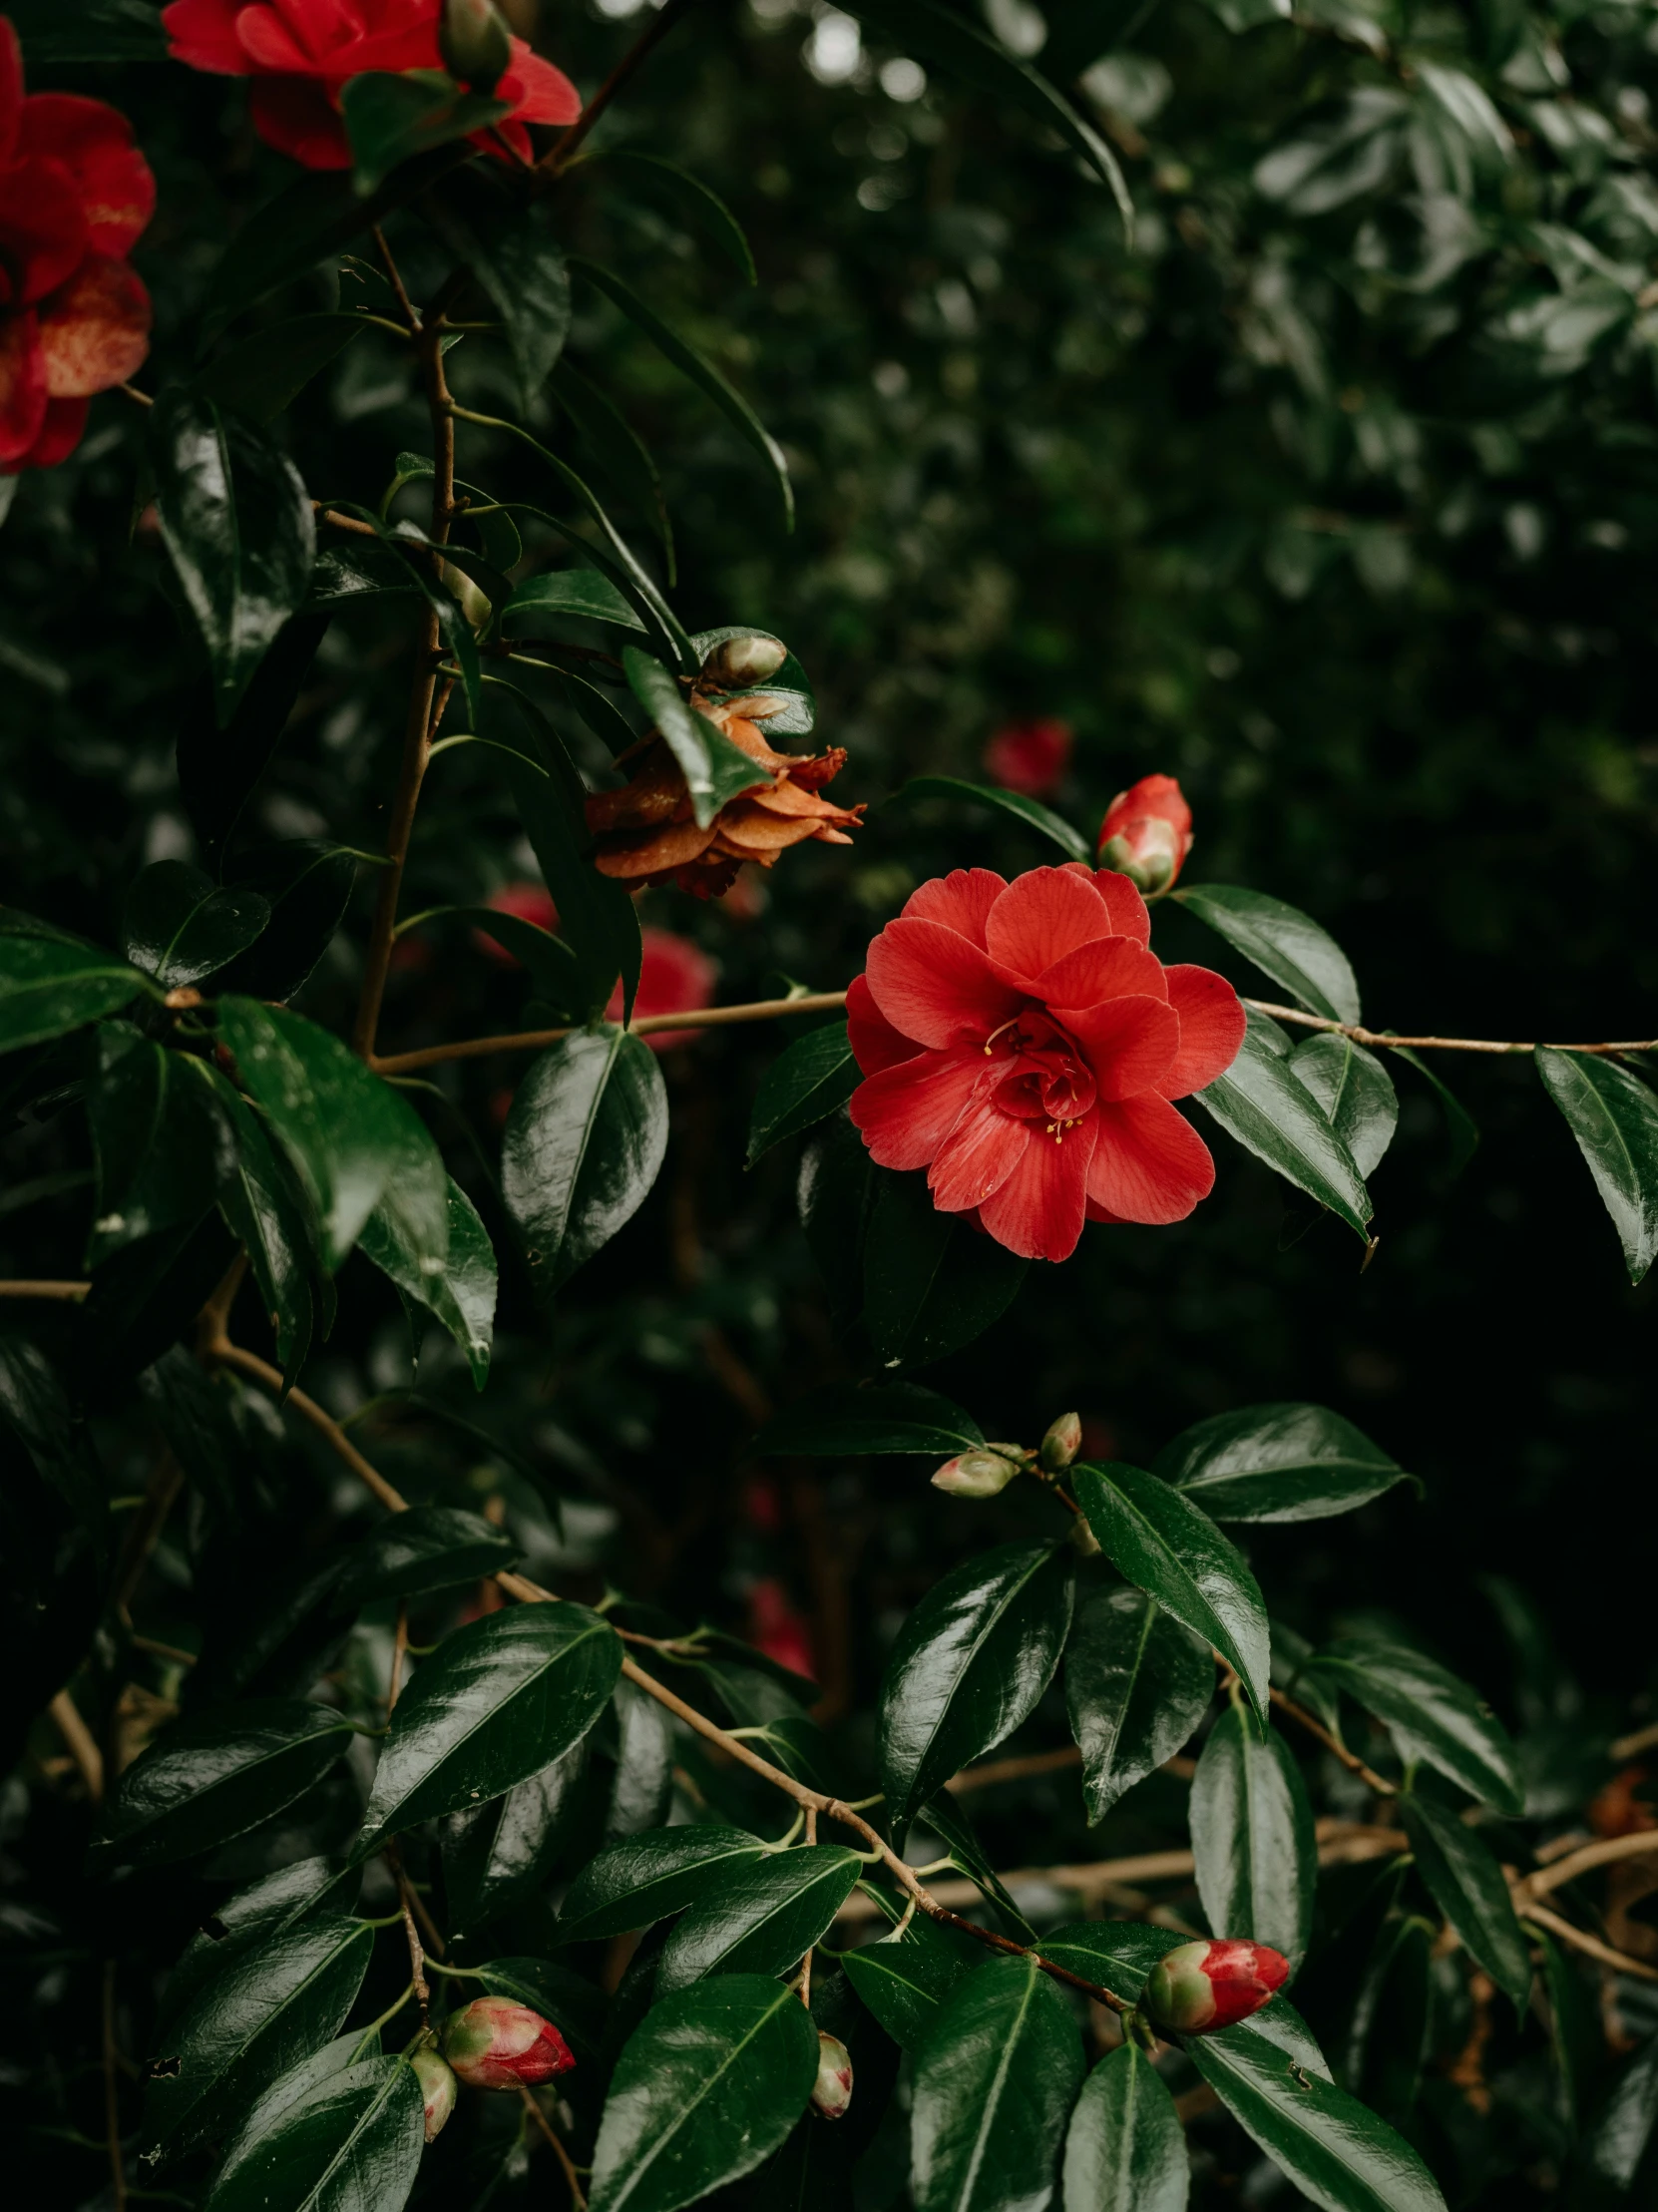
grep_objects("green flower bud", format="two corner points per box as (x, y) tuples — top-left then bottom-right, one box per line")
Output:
(931, 1446), (1023, 1499)
(700, 635), (787, 690)
(1038, 1411), (1081, 1472)
(439, 0), (513, 90)
(810, 2030), (853, 2118)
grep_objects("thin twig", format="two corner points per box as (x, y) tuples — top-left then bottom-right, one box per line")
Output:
(103, 1961), (127, 2212)
(385, 1845), (432, 2026)
(947, 1746), (1086, 1793)
(539, 0), (699, 176)
(112, 1451), (184, 1619)
(49, 1690), (104, 1801)
(316, 504), (383, 539)
(798, 1807), (818, 2008)
(1271, 1686), (1396, 1797)
(1611, 1720), (1658, 1759)
(1521, 1902), (1658, 1983)
(387, 1602), (410, 1719)
(371, 991), (850, 1076)
(1240, 999), (1658, 1059)
(372, 224), (420, 333)
(520, 2086), (588, 2209)
(0, 1279), (91, 1299)
(1516, 1830), (1658, 1902)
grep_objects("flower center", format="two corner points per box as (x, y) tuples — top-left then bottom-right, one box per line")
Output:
(984, 1009), (1096, 1137)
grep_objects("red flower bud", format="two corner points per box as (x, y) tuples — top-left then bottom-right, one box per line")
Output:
(442, 1995), (575, 2089)
(1095, 774), (1194, 897)
(410, 2047), (458, 2141)
(810, 2030), (853, 2119)
(1141, 1939), (1288, 2034)
(438, 0), (515, 89)
(983, 717), (1072, 799)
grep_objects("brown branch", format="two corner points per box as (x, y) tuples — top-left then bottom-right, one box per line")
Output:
(539, 0), (699, 176)
(1241, 999), (1658, 1059)
(520, 2085), (588, 2209)
(947, 1746), (1085, 1793)
(103, 1961), (127, 2212)
(1271, 1685), (1396, 1796)
(315, 504), (382, 540)
(1520, 1901), (1658, 1983)
(204, 1340), (408, 1512)
(387, 1602), (411, 1719)
(371, 991), (850, 1076)
(48, 1689), (105, 1801)
(112, 1451), (184, 1620)
(372, 223), (420, 333)
(1516, 1831), (1658, 1902)
(1610, 1720), (1658, 1759)
(385, 1844), (432, 2026)
(0, 1279), (91, 1300)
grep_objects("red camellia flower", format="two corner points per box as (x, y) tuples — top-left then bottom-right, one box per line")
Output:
(1095, 773), (1194, 897)
(474, 879), (557, 966)
(162, 0), (581, 170)
(0, 22), (155, 473)
(441, 1995), (575, 2089)
(746, 1575), (816, 1682)
(847, 864), (1244, 1263)
(1141, 1938), (1289, 2035)
(605, 927), (716, 1054)
(983, 716), (1072, 800)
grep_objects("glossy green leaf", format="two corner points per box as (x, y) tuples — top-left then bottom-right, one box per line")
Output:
(621, 645), (771, 829)
(339, 71), (510, 196)
(606, 1675), (674, 1839)
(356, 1601), (619, 1853)
(1343, 1910), (1433, 2128)
(1038, 1922), (1185, 2006)
(655, 1845), (864, 1993)
(572, 258), (794, 530)
(505, 565), (648, 634)
(1193, 1011), (1373, 1237)
(123, 861), (270, 989)
(142, 1915), (374, 2155)
(913, 1787), (1036, 1941)
(1065, 1580), (1214, 1821)
(194, 313), (368, 423)
(206, 1070), (323, 1377)
(218, 997), (448, 1274)
(1191, 1704), (1316, 1970)
(1073, 1461), (1268, 1721)
(1535, 1047), (1658, 1285)
(1062, 2041), (1188, 2212)
(747, 1025), (860, 1166)
(1184, 2009), (1449, 2212)
(700, 1659), (831, 1789)
(501, 1029), (668, 1302)
(217, 842), (359, 1003)
(359, 1176), (496, 1387)
(7, 0), (166, 62)
(600, 151), (757, 283)
(687, 626), (817, 738)
(426, 167), (570, 401)
(588, 1975), (820, 2212)
(93, 1699), (353, 1871)
(1539, 1929), (1601, 2137)
(877, 1539), (1073, 1828)
(1570, 2029), (1658, 2203)
(1154, 1402), (1412, 1524)
(552, 358), (673, 576)
(443, 1737), (588, 1939)
(443, 903), (581, 1012)
(1299, 1640), (1522, 1814)
(1175, 883), (1362, 1025)
(1398, 1792), (1530, 2012)
(750, 1380), (983, 1457)
(0, 1330), (108, 1557)
(205, 2055), (423, 2212)
(556, 1825), (772, 1948)
(899, 773), (1092, 863)
(86, 1027), (233, 1264)
(151, 391), (316, 727)
(911, 1953), (1085, 2212)
(1290, 1034), (1398, 1179)
(209, 2030), (365, 2170)
(334, 1504), (519, 1605)
(839, 1913), (976, 2050)
(0, 929), (145, 1055)
(864, 1166), (1029, 1368)
(1393, 1047), (1479, 1176)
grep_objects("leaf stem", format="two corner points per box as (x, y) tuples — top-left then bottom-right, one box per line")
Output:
(538, 0), (700, 178)
(370, 990), (849, 1075)
(1242, 999), (1658, 1059)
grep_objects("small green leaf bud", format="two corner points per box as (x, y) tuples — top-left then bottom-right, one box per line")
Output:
(439, 0), (514, 90)
(1038, 1411), (1082, 1472)
(931, 1446), (1023, 1500)
(700, 634), (787, 690)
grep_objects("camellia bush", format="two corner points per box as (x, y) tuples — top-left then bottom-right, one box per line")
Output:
(3, 2), (1658, 2211)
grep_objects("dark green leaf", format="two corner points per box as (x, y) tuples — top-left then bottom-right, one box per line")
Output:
(355, 1601), (621, 1852)
(1154, 1403), (1411, 1525)
(750, 1381), (984, 1458)
(1570, 2030), (1658, 2204)
(339, 71), (510, 197)
(1290, 1034), (1398, 1179)
(552, 359), (673, 576)
(1184, 2009), (1449, 2212)
(176, 616), (331, 865)
(93, 1699), (352, 1871)
(557, 1825), (773, 1948)
(621, 646), (771, 829)
(1535, 1047), (1658, 1285)
(1539, 1930), (1601, 2136)
(443, 1738), (588, 1939)
(86, 1028), (234, 1263)
(1193, 1011), (1373, 1237)
(600, 151), (758, 283)
(218, 997), (448, 1273)
(911, 1954), (1084, 2212)
(607, 1675), (674, 1840)
(655, 1846), (864, 1993)
(142, 1916), (374, 2155)
(1344, 1911), (1433, 2128)
(1073, 1462), (1268, 1720)
(588, 1976), (820, 2212)
(209, 2030), (365, 2167)
(838, 1913), (975, 2050)
(205, 2054), (422, 2212)
(863, 1166), (1029, 1368)
(0, 930), (146, 1055)
(1190, 1704), (1316, 1971)
(194, 313), (368, 423)
(1038, 1922), (1185, 2006)
(1065, 1580), (1214, 1821)
(913, 1787), (1036, 1941)
(700, 1659), (831, 1788)
(501, 1029), (668, 1302)
(747, 1024), (860, 1165)
(1062, 2041), (1189, 2212)
(1398, 1792), (1530, 2012)
(217, 842), (359, 1003)
(207, 1071), (323, 1377)
(505, 566), (649, 634)
(151, 392), (317, 727)
(334, 1504), (519, 1606)
(426, 168), (570, 402)
(876, 1539), (1073, 1828)
(0, 1331), (108, 1558)
(1393, 1047), (1479, 1176)
(572, 258), (794, 530)
(123, 862), (270, 989)
(7, 0), (166, 62)
(899, 773), (1092, 863)
(446, 903), (582, 1013)
(1174, 884), (1362, 1025)
(1298, 1641), (1522, 1813)
(359, 1176), (497, 1387)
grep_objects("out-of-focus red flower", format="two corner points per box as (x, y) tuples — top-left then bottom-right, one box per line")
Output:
(605, 928), (716, 1053)
(1588, 1765), (1657, 1839)
(162, 0), (580, 170)
(1095, 774), (1194, 897)
(0, 22), (154, 473)
(1142, 1939), (1288, 2034)
(983, 717), (1072, 800)
(1077, 1416), (1116, 1464)
(747, 1576), (815, 1682)
(740, 1473), (783, 1532)
(442, 1995), (574, 2088)
(473, 880), (559, 966)
(847, 864), (1244, 1263)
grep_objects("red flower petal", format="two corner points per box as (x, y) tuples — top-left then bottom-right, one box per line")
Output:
(161, 0), (255, 74)
(235, 5), (317, 72)
(1085, 1096), (1215, 1224)
(850, 1047), (987, 1172)
(36, 254), (150, 398)
(1158, 965), (1246, 1100)
(864, 917), (1021, 1050)
(248, 76), (352, 167)
(978, 1114), (1097, 1261)
(18, 394), (89, 468)
(901, 865), (1006, 948)
(503, 43), (582, 126)
(846, 974), (918, 1075)
(983, 866), (1112, 985)
(0, 309), (48, 468)
(1035, 935), (1167, 1009)
(0, 20), (23, 161)
(0, 154), (89, 305)
(18, 95), (156, 256)
(1061, 993), (1181, 1102)
(928, 1094), (1028, 1212)
(1089, 867), (1151, 946)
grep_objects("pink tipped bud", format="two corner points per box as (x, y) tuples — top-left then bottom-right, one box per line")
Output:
(931, 1446), (1023, 1500)
(438, 0), (513, 88)
(1095, 774), (1194, 898)
(442, 1995), (576, 2089)
(810, 2030), (853, 2119)
(410, 2047), (459, 2142)
(1038, 1412), (1082, 1473)
(1141, 1939), (1289, 2035)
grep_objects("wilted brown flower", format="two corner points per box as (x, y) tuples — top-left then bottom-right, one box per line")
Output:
(585, 696), (864, 900)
